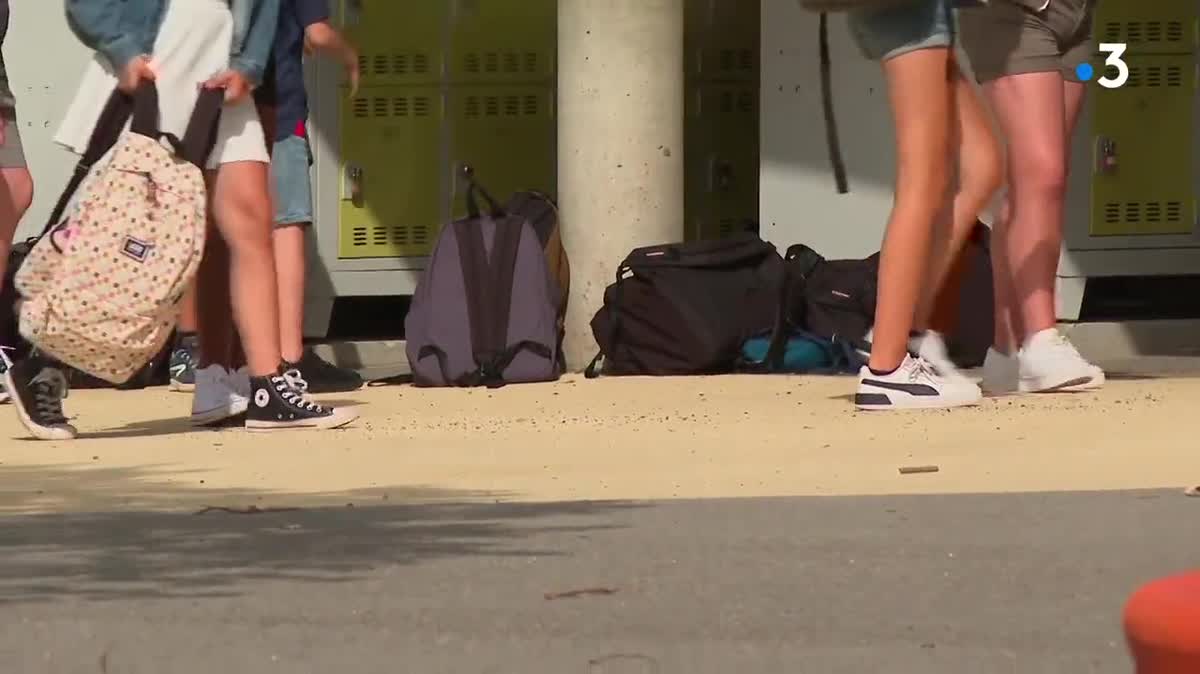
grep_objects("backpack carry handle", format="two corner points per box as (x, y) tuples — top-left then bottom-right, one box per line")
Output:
(178, 88), (225, 168)
(460, 164), (505, 219)
(42, 81), (164, 245)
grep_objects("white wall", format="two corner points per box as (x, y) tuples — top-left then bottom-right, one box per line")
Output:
(759, 6), (898, 260)
(5, 2), (92, 239)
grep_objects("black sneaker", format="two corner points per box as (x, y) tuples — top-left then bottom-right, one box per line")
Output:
(244, 369), (358, 431)
(169, 333), (200, 392)
(282, 348), (364, 394)
(5, 355), (77, 440)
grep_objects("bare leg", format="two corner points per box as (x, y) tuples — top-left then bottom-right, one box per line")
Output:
(207, 161), (282, 377)
(869, 47), (955, 371)
(989, 76), (1086, 353)
(984, 72), (1069, 342)
(0, 167), (33, 293)
(195, 214), (238, 369)
(913, 68), (1004, 331)
(273, 224), (308, 363)
(177, 285), (199, 334)
(990, 196), (1021, 353)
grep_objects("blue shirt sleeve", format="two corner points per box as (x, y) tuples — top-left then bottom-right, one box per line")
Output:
(294, 0), (330, 28)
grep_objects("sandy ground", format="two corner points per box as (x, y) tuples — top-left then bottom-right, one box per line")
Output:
(2, 372), (1197, 514)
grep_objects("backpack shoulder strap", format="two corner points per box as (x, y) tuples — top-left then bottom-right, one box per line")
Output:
(179, 88), (225, 168)
(454, 218), (494, 379)
(488, 215), (526, 355)
(44, 89), (135, 235)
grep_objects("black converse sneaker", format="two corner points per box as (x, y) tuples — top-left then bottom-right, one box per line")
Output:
(5, 355), (77, 440)
(244, 368), (357, 431)
(282, 348), (364, 394)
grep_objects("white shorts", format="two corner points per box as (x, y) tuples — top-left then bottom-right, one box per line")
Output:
(54, 0), (269, 169)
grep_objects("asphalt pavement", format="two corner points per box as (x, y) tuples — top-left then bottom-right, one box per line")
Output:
(0, 489), (1195, 673)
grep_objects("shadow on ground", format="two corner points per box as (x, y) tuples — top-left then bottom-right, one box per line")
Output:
(0, 463), (641, 605)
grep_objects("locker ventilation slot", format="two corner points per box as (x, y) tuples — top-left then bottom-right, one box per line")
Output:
(358, 52), (431, 77)
(717, 90), (756, 114)
(1107, 65), (1184, 88)
(1103, 201), (1185, 225)
(464, 95), (542, 118)
(350, 225), (430, 249)
(1102, 21), (1186, 45)
(351, 96), (433, 118)
(464, 51), (541, 75)
(717, 49), (755, 74)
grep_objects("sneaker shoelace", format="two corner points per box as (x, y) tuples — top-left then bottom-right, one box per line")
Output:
(909, 357), (942, 384)
(30, 368), (71, 425)
(1044, 333), (1088, 363)
(171, 345), (197, 373)
(273, 372), (325, 414)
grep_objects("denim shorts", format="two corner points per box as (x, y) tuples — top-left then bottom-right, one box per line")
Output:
(270, 134), (314, 227)
(848, 0), (956, 62)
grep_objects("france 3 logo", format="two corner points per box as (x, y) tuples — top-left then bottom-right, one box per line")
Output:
(1076, 43), (1129, 89)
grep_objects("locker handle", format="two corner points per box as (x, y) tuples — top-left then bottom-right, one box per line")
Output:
(1095, 136), (1118, 175)
(345, 164), (365, 207)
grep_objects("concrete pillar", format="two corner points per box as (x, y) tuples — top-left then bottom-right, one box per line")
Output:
(558, 0), (685, 371)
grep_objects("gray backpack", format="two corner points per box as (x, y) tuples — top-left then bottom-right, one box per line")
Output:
(405, 169), (562, 387)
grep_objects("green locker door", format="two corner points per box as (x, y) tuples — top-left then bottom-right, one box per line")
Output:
(337, 1), (447, 258)
(1089, 0), (1196, 237)
(1090, 54), (1196, 236)
(448, 0), (556, 85)
(340, 0), (446, 86)
(338, 89), (444, 258)
(684, 0), (759, 82)
(684, 0), (760, 241)
(447, 86), (556, 219)
(685, 83), (759, 240)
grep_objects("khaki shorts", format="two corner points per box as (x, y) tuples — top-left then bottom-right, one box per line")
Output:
(0, 105), (25, 169)
(959, 0), (1097, 83)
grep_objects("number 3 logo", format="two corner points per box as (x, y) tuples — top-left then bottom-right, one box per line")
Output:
(1097, 43), (1129, 89)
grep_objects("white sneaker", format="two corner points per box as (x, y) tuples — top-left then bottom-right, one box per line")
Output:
(910, 330), (972, 381)
(855, 354), (982, 410)
(191, 364), (251, 426)
(0, 346), (12, 404)
(981, 347), (1019, 395)
(1018, 328), (1105, 393)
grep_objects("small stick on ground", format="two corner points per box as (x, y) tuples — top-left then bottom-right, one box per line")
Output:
(193, 505), (303, 515)
(544, 587), (618, 600)
(899, 465), (940, 475)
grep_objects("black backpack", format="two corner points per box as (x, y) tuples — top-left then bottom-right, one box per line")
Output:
(784, 244), (879, 351)
(586, 234), (784, 377)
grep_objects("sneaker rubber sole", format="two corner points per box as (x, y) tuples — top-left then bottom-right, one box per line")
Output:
(1018, 369), (1105, 394)
(854, 393), (981, 411)
(245, 407), (359, 432)
(191, 399), (250, 427)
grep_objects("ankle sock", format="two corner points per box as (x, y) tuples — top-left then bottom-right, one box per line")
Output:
(868, 365), (899, 377)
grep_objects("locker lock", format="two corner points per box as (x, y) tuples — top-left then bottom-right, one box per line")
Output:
(1096, 136), (1118, 175)
(345, 163), (364, 208)
(710, 158), (734, 192)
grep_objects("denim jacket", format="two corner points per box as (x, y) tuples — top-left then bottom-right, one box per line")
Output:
(64, 0), (281, 86)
